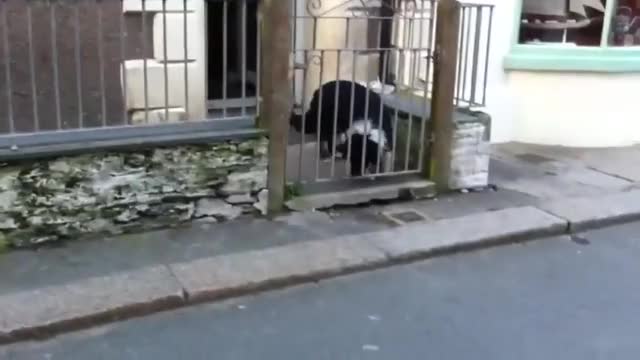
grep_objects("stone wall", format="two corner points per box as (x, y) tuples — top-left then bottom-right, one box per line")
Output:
(0, 137), (268, 250)
(393, 110), (492, 190)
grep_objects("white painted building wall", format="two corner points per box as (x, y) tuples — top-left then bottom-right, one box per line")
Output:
(507, 71), (640, 147)
(474, 0), (640, 147)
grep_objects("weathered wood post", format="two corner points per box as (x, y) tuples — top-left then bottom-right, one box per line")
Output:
(427, 0), (460, 191)
(261, 0), (292, 215)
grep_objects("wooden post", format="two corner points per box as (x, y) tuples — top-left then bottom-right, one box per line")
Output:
(261, 0), (292, 215)
(427, 0), (460, 191)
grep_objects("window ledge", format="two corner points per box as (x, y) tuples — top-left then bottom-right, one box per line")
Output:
(504, 45), (640, 73)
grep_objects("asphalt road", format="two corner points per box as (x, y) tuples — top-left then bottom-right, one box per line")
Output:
(3, 221), (640, 360)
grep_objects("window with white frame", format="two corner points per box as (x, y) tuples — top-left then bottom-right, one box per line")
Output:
(518, 0), (640, 46)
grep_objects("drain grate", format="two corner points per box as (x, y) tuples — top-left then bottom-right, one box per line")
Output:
(382, 209), (429, 225)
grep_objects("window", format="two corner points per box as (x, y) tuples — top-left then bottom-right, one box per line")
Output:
(611, 0), (640, 46)
(505, 0), (640, 72)
(519, 0), (607, 46)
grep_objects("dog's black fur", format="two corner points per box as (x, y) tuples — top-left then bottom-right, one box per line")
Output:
(290, 80), (393, 176)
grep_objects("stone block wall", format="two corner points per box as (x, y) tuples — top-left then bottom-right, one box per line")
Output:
(393, 110), (492, 190)
(0, 137), (268, 250)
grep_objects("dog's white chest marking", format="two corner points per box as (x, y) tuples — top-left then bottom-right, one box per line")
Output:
(339, 119), (388, 150)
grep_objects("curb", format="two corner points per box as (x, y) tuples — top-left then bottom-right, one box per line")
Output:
(2, 190), (640, 344)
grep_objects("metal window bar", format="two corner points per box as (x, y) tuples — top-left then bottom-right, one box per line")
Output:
(162, 0), (169, 123)
(74, 1), (83, 128)
(222, 0), (228, 119)
(120, 0), (128, 125)
(141, 0), (149, 123)
(50, 0), (62, 130)
(0, 0), (259, 158)
(2, 0), (14, 134)
(27, 3), (38, 131)
(183, 0), (189, 117)
(241, 0), (247, 116)
(454, 3), (493, 108)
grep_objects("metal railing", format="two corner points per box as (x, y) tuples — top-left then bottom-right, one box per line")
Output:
(287, 0), (493, 184)
(0, 0), (260, 158)
(391, 1), (494, 108)
(454, 2), (493, 108)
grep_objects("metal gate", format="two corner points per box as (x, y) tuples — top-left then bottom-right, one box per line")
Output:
(285, 0), (493, 188)
(286, 0), (436, 185)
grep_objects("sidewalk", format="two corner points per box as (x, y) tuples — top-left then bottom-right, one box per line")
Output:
(1, 142), (640, 344)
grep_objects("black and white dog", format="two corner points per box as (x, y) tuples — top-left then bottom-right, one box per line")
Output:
(290, 80), (393, 177)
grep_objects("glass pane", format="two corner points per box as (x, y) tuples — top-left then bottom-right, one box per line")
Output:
(609, 0), (640, 46)
(518, 0), (607, 46)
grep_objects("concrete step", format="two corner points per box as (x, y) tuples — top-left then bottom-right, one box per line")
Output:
(286, 176), (436, 211)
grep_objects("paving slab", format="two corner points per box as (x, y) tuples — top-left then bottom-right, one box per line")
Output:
(0, 265), (184, 343)
(171, 237), (388, 303)
(0, 212), (390, 296)
(489, 156), (628, 200)
(494, 142), (640, 182)
(337, 187), (539, 225)
(538, 190), (640, 232)
(370, 206), (568, 259)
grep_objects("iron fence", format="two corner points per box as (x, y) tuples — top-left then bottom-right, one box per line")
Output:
(0, 0), (261, 158)
(455, 2), (493, 108)
(287, 0), (493, 185)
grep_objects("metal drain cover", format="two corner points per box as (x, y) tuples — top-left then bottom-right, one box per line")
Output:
(382, 209), (429, 225)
